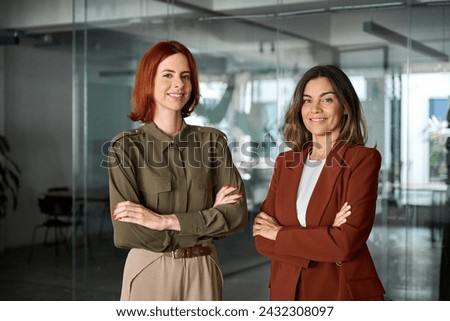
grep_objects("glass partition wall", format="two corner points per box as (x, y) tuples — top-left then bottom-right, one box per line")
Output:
(72, 0), (450, 300)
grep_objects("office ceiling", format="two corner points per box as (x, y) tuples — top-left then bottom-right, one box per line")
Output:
(5, 0), (450, 75)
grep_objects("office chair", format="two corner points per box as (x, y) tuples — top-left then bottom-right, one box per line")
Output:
(28, 187), (83, 262)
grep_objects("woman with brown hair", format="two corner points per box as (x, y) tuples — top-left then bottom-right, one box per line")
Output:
(108, 40), (247, 300)
(253, 65), (385, 300)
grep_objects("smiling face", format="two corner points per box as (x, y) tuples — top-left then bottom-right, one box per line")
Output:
(301, 77), (344, 146)
(153, 53), (192, 118)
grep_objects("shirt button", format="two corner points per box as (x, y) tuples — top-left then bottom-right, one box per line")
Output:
(336, 261), (342, 266)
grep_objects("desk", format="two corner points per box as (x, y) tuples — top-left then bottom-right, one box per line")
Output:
(44, 188), (109, 203)
(45, 188), (110, 231)
(42, 188), (109, 266)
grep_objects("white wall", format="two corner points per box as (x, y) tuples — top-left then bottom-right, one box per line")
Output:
(402, 72), (450, 187)
(3, 44), (72, 248)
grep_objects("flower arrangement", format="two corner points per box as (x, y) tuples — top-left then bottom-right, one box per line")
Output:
(424, 115), (450, 147)
(423, 115), (450, 179)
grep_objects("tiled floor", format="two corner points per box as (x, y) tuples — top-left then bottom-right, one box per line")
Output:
(0, 213), (447, 301)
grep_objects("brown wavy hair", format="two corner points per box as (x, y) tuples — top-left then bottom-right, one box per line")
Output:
(129, 40), (200, 122)
(284, 65), (368, 150)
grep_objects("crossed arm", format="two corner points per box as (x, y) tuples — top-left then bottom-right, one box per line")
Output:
(252, 202), (352, 240)
(113, 185), (242, 231)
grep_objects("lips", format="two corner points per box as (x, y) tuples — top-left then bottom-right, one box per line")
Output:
(168, 93), (184, 98)
(309, 118), (326, 122)
(167, 93), (186, 102)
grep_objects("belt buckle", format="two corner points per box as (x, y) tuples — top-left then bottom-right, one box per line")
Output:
(172, 250), (180, 259)
(171, 244), (208, 259)
(174, 248), (188, 259)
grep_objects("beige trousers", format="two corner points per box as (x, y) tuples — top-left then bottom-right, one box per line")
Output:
(120, 244), (223, 301)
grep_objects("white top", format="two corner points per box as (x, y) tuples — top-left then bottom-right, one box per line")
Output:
(296, 155), (325, 227)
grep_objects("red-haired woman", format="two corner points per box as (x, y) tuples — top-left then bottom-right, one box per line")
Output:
(108, 40), (247, 300)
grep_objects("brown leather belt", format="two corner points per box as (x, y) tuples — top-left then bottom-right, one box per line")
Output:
(165, 244), (212, 259)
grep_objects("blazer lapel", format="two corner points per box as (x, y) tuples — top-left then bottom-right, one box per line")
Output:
(305, 143), (349, 226)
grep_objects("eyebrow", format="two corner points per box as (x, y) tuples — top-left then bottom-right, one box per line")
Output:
(303, 91), (335, 97)
(160, 69), (191, 74)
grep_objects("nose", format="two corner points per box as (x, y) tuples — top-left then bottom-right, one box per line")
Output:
(173, 76), (184, 88)
(310, 100), (322, 113)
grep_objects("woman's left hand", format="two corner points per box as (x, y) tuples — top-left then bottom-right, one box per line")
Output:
(213, 185), (242, 207)
(252, 211), (282, 240)
(113, 201), (180, 231)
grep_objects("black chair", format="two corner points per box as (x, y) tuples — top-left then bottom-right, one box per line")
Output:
(28, 187), (83, 262)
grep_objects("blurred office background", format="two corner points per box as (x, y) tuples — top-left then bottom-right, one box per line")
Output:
(0, 0), (449, 301)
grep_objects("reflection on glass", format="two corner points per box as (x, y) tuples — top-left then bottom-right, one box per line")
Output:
(71, 0), (450, 301)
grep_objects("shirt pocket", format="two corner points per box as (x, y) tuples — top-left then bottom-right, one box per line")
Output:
(139, 176), (173, 213)
(192, 174), (215, 210)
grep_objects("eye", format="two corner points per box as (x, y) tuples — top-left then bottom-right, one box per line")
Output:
(322, 97), (333, 103)
(162, 73), (173, 78)
(302, 98), (311, 104)
(182, 74), (191, 80)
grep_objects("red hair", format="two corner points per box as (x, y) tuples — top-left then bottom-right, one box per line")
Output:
(129, 40), (200, 122)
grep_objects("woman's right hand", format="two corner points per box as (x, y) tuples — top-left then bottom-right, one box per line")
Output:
(333, 202), (351, 227)
(113, 201), (180, 231)
(213, 185), (242, 207)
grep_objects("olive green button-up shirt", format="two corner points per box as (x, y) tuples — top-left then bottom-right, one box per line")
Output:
(108, 121), (248, 252)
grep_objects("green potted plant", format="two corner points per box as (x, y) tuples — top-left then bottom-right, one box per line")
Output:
(0, 135), (21, 247)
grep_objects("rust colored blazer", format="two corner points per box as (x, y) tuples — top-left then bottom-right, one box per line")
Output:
(255, 143), (385, 300)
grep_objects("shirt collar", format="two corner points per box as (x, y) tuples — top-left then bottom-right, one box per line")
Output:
(141, 120), (195, 151)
